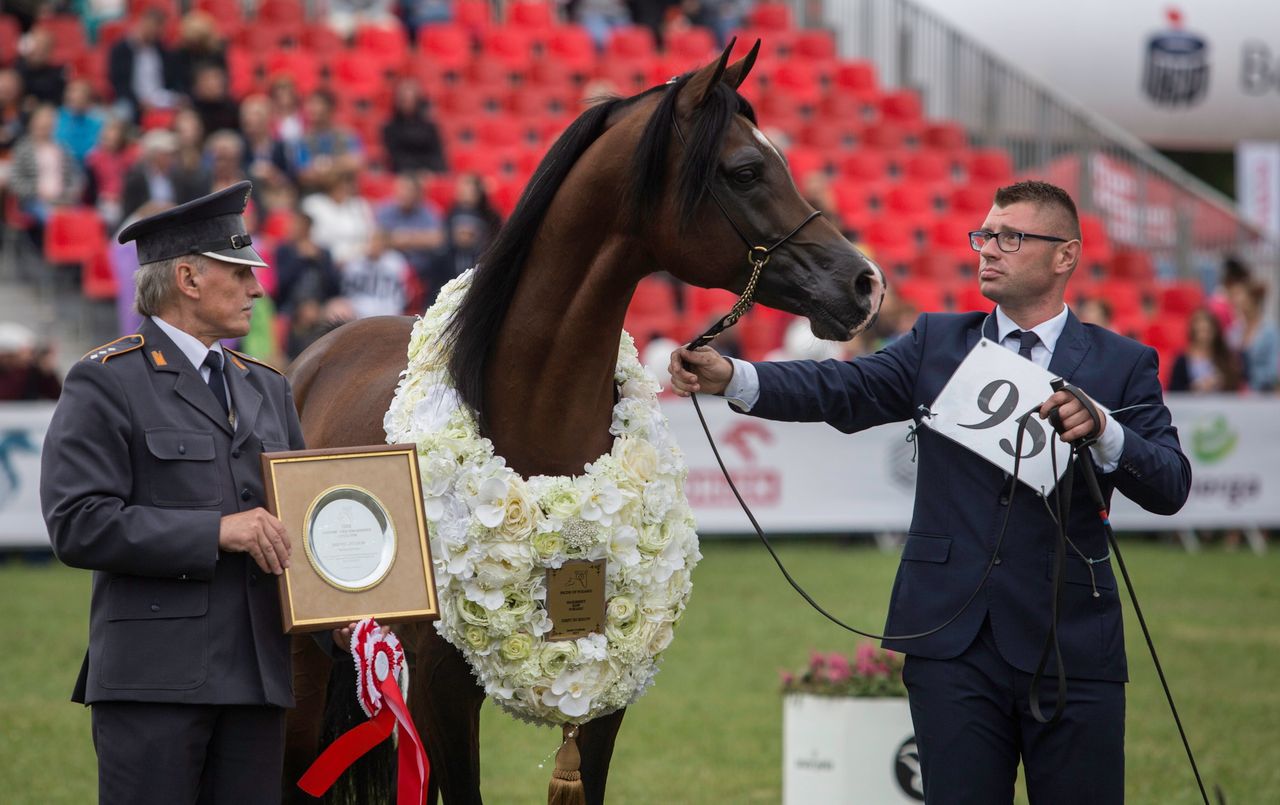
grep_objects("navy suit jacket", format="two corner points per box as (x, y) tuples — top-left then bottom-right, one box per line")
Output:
(744, 309), (1191, 682)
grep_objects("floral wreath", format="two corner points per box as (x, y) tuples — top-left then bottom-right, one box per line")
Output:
(384, 269), (701, 726)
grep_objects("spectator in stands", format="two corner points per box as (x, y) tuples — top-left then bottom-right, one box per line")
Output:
(0, 69), (28, 178)
(268, 75), (306, 147)
(427, 212), (485, 301)
(1169, 308), (1244, 393)
(272, 210), (352, 358)
(84, 117), (136, 230)
(15, 27), (66, 107)
(172, 107), (207, 174)
(1206, 254), (1251, 334)
(801, 172), (838, 222)
(301, 168), (375, 267)
(340, 227), (413, 318)
(171, 10), (227, 97)
(8, 103), (83, 226)
(281, 89), (364, 192)
(238, 94), (284, 178)
(382, 78), (446, 175)
(205, 129), (247, 192)
(190, 64), (240, 138)
(53, 78), (103, 166)
(446, 172), (502, 251)
(324, 0), (398, 39)
(673, 0), (745, 48)
(377, 173), (444, 299)
(575, 0), (633, 50)
(1077, 297), (1112, 329)
(107, 9), (180, 124)
(400, 0), (454, 36)
(121, 128), (209, 221)
(1229, 279), (1279, 392)
(0, 322), (60, 401)
(626, 0), (680, 48)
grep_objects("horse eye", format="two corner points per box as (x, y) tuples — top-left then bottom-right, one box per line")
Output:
(732, 167), (759, 184)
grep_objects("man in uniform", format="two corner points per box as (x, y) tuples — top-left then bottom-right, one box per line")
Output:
(41, 180), (306, 804)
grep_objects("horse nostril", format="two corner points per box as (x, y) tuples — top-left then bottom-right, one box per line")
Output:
(854, 263), (884, 300)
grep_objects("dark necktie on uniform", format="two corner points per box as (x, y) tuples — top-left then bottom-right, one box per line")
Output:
(1009, 329), (1040, 362)
(203, 350), (230, 416)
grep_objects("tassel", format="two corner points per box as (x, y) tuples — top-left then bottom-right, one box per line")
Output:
(547, 724), (585, 805)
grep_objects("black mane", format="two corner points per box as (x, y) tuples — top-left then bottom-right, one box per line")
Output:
(444, 72), (755, 430)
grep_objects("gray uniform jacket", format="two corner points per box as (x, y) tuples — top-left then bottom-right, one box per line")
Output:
(41, 317), (306, 706)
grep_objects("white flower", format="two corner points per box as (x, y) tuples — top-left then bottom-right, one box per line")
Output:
(383, 268), (701, 727)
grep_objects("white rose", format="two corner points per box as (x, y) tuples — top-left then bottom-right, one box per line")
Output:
(612, 436), (659, 488)
(497, 482), (541, 539)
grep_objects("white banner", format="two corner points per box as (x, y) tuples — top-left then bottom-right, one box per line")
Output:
(4, 394), (1279, 548)
(1237, 141), (1280, 241)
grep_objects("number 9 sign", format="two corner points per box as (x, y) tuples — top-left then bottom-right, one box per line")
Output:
(922, 339), (1076, 493)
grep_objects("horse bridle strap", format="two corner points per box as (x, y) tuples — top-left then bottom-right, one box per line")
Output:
(671, 113), (823, 350)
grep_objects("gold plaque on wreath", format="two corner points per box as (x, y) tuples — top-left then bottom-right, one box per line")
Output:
(262, 444), (439, 633)
(545, 559), (606, 641)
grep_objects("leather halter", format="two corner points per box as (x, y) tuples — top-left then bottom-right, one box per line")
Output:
(671, 113), (823, 350)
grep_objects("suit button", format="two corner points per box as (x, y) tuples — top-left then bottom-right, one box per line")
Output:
(249, 571), (259, 584)
(150, 603), (160, 612)
(241, 487), (252, 501)
(999, 494), (1010, 506)
(232, 449), (241, 459)
(177, 443), (186, 455)
(993, 556), (1002, 565)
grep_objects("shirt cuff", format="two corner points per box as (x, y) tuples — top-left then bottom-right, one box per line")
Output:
(723, 358), (761, 412)
(1089, 411), (1126, 474)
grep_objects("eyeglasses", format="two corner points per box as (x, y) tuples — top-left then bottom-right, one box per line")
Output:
(968, 230), (1070, 253)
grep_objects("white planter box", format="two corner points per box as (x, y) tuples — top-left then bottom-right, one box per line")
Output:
(782, 693), (923, 803)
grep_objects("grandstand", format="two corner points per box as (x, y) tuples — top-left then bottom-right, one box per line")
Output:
(0, 0), (1274, 381)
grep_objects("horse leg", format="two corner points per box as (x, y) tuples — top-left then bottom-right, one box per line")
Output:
(282, 634), (334, 803)
(577, 707), (627, 805)
(401, 622), (486, 805)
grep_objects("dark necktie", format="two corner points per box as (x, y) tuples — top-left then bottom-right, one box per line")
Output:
(203, 351), (230, 416)
(1009, 329), (1039, 362)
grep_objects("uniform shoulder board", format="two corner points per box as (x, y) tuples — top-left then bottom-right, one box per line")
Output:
(225, 348), (284, 375)
(82, 335), (144, 363)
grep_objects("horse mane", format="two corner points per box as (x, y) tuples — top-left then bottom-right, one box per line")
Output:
(444, 73), (755, 430)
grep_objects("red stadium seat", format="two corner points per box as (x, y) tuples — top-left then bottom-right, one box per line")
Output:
(0, 15), (22, 66)
(543, 25), (596, 78)
(425, 174), (458, 210)
(922, 120), (968, 152)
(904, 151), (952, 187)
(953, 282), (991, 313)
(507, 0), (557, 29)
(1109, 249), (1155, 281)
(83, 249), (119, 301)
(257, 0), (305, 26)
(453, 0), (494, 32)
(417, 24), (473, 75)
(949, 183), (999, 218)
(480, 26), (536, 75)
(770, 62), (823, 108)
(832, 181), (874, 229)
(927, 217), (978, 270)
(783, 146), (826, 186)
(748, 2), (793, 30)
(1078, 213), (1115, 270)
(1158, 281), (1204, 317)
(791, 30), (836, 61)
(729, 28), (795, 59)
(36, 15), (87, 66)
(894, 279), (948, 313)
(1093, 279), (1152, 319)
(265, 50), (320, 96)
(300, 23), (346, 58)
(1142, 318), (1188, 354)
(354, 23), (410, 71)
(799, 119), (858, 151)
(357, 170), (397, 202)
(606, 26), (656, 61)
(967, 148), (1014, 183)
(862, 217), (919, 273)
(476, 116), (526, 148)
(831, 60), (879, 102)
(880, 89), (923, 125)
(45, 207), (105, 264)
(666, 27), (717, 63)
(331, 53), (383, 97)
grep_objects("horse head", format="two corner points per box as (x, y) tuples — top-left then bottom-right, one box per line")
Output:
(633, 40), (886, 341)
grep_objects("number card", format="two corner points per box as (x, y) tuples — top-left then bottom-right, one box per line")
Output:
(922, 338), (1090, 494)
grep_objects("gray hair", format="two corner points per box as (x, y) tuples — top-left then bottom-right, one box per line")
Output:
(135, 254), (205, 317)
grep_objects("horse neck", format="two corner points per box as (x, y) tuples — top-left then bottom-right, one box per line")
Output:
(483, 230), (644, 479)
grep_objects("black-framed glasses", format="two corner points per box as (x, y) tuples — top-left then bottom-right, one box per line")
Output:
(968, 230), (1069, 253)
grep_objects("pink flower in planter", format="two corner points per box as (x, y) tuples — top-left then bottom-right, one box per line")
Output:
(780, 671), (795, 686)
(825, 653), (851, 683)
(854, 643), (880, 676)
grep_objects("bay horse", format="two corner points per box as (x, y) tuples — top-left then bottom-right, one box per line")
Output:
(284, 41), (886, 804)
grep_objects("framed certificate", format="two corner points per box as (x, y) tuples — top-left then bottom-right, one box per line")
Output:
(261, 444), (439, 633)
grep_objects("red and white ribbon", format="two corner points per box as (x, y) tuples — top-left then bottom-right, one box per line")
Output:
(297, 618), (429, 804)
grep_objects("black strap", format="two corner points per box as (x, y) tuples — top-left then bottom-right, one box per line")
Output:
(190, 232), (253, 254)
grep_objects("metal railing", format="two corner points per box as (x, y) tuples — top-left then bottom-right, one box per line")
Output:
(807, 0), (1276, 279)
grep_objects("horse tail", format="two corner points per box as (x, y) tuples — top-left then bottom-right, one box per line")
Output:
(317, 657), (397, 804)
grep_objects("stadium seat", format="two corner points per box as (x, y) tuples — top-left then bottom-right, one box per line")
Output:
(235, 24), (297, 52)
(129, 0), (179, 18)
(1077, 213), (1114, 269)
(748, 2), (793, 30)
(967, 148), (1014, 183)
(666, 27), (717, 63)
(1092, 279), (1152, 319)
(596, 57), (653, 95)
(926, 217), (977, 270)
(0, 15), (21, 66)
(770, 62), (824, 109)
(301, 23), (346, 58)
(425, 174), (459, 210)
(953, 282), (991, 313)
(265, 50), (320, 97)
(453, 0), (494, 33)
(82, 249), (119, 301)
(417, 24), (473, 77)
(606, 25), (657, 61)
(894, 279), (948, 313)
(784, 146), (826, 186)
(36, 15), (87, 66)
(832, 181), (875, 229)
(358, 171), (397, 202)
(799, 119), (858, 151)
(1109, 249), (1156, 281)
(481, 26), (536, 75)
(903, 151), (953, 198)
(257, 0), (305, 26)
(332, 53), (383, 97)
(354, 23), (410, 72)
(921, 120), (968, 152)
(791, 30), (836, 62)
(1142, 318), (1188, 355)
(543, 25), (596, 79)
(476, 115), (525, 148)
(830, 59), (880, 103)
(728, 28), (796, 60)
(862, 217), (919, 273)
(1158, 281), (1205, 317)
(949, 183), (999, 218)
(507, 0), (557, 29)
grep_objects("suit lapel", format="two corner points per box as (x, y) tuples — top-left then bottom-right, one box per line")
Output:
(140, 319), (234, 435)
(223, 351), (262, 451)
(1048, 309), (1092, 381)
(967, 306), (997, 353)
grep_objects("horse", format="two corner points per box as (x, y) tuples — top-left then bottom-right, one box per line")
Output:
(283, 40), (886, 804)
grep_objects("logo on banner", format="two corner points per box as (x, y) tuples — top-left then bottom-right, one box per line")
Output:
(0, 429), (37, 508)
(1191, 414), (1237, 464)
(686, 421), (781, 508)
(1142, 8), (1210, 107)
(894, 737), (925, 800)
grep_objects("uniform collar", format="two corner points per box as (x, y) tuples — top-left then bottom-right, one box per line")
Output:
(150, 315), (225, 373)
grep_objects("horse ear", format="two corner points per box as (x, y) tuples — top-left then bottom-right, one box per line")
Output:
(681, 37), (737, 112)
(723, 39), (761, 90)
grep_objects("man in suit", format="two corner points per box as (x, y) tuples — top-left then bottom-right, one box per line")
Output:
(107, 8), (180, 124)
(670, 180), (1191, 803)
(41, 181), (305, 804)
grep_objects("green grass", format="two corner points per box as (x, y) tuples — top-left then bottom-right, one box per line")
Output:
(3, 541), (1277, 804)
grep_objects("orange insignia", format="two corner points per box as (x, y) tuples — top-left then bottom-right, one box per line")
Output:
(228, 353), (247, 370)
(150, 350), (167, 366)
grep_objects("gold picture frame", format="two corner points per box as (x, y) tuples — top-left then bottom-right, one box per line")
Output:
(262, 444), (439, 633)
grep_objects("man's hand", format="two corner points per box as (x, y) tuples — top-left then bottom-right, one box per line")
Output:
(668, 345), (734, 397)
(332, 622), (358, 653)
(219, 508), (291, 575)
(1039, 388), (1107, 445)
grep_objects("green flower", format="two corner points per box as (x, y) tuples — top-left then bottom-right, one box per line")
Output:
(500, 633), (533, 662)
